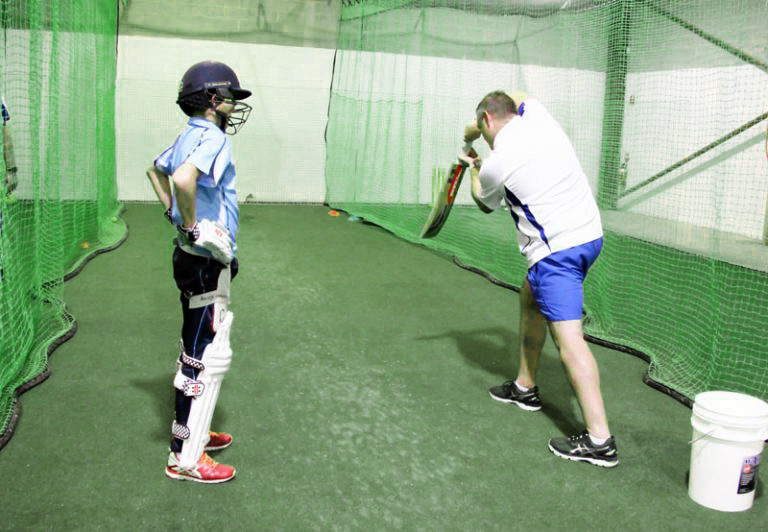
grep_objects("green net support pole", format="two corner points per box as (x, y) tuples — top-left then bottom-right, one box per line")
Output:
(597, 0), (631, 210)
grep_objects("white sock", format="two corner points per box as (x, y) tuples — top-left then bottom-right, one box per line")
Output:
(589, 433), (609, 446)
(514, 380), (530, 392)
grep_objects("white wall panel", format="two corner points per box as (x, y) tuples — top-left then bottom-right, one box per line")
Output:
(116, 35), (334, 203)
(621, 65), (768, 239)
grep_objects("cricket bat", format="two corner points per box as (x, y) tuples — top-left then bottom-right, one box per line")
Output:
(2, 97), (18, 194)
(419, 142), (476, 239)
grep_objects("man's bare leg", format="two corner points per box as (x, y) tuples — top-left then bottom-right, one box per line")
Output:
(548, 319), (610, 439)
(516, 279), (548, 388)
(488, 280), (545, 411)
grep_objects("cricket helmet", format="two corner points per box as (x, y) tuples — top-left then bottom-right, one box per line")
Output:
(176, 61), (252, 133)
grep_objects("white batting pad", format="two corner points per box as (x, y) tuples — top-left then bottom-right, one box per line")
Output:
(174, 311), (234, 469)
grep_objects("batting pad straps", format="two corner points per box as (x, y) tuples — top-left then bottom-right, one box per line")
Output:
(174, 342), (205, 397)
(188, 265), (231, 333)
(172, 420), (190, 440)
(180, 351), (204, 371)
(176, 311), (234, 469)
(173, 371), (206, 398)
(188, 265), (230, 309)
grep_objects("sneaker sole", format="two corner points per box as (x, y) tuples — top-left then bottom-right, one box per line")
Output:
(204, 441), (232, 452)
(165, 467), (237, 483)
(169, 440), (233, 453)
(547, 443), (619, 468)
(488, 391), (542, 412)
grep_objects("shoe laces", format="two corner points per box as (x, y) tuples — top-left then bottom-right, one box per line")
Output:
(200, 453), (218, 466)
(569, 430), (591, 442)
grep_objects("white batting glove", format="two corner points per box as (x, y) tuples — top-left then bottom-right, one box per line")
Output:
(179, 219), (233, 265)
(457, 145), (480, 169)
(197, 219), (233, 265)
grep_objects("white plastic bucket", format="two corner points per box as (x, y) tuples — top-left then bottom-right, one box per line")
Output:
(689, 391), (768, 512)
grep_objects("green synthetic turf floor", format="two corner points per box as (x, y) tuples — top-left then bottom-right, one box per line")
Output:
(1, 204), (765, 530)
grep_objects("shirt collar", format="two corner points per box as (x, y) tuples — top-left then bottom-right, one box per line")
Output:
(188, 117), (219, 130)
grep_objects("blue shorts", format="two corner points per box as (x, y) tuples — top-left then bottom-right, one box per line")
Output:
(526, 237), (603, 322)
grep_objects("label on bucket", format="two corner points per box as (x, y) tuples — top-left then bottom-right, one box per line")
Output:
(738, 455), (760, 494)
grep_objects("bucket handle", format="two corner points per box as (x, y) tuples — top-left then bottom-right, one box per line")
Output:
(688, 428), (717, 445)
(690, 426), (768, 444)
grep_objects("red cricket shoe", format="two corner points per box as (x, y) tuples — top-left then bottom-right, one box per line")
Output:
(205, 431), (233, 452)
(165, 452), (236, 483)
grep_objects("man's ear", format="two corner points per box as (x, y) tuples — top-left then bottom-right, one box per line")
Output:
(482, 111), (493, 130)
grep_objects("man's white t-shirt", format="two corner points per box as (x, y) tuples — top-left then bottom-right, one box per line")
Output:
(476, 99), (603, 268)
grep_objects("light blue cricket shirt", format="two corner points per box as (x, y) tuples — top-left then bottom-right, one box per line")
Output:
(154, 117), (240, 254)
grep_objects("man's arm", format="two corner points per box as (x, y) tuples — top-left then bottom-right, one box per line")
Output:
(146, 166), (173, 210)
(171, 162), (201, 229)
(458, 154), (493, 213)
(464, 120), (481, 143)
(470, 166), (494, 213)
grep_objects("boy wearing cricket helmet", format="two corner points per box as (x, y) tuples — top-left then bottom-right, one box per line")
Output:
(146, 60), (251, 483)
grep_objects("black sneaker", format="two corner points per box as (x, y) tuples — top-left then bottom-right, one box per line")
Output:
(488, 380), (542, 411)
(548, 430), (619, 468)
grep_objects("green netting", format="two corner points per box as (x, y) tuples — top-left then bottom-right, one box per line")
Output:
(0, 0), (125, 445)
(118, 0), (341, 48)
(326, 0), (768, 402)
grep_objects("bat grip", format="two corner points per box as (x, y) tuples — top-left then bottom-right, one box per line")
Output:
(460, 142), (478, 165)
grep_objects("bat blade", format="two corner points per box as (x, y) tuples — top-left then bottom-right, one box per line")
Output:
(420, 143), (476, 239)
(419, 161), (468, 239)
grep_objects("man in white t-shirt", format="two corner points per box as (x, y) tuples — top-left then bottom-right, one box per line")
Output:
(462, 90), (617, 467)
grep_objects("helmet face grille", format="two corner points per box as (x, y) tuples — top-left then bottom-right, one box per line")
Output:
(176, 91), (252, 134)
(224, 101), (252, 135)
